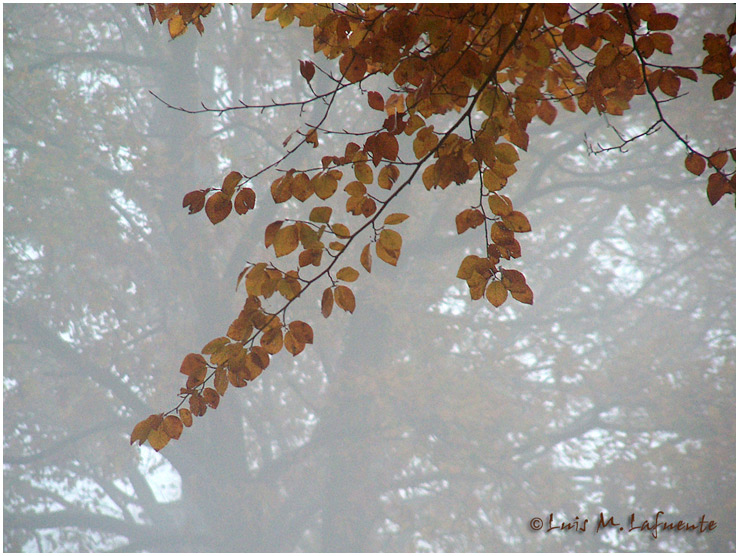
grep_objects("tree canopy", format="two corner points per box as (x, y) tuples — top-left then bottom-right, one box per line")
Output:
(4, 3), (734, 551)
(131, 3), (735, 450)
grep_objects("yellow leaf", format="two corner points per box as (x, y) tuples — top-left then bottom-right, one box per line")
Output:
(488, 194), (513, 216)
(354, 162), (373, 184)
(202, 337), (230, 355)
(221, 171), (242, 198)
(337, 266), (359, 282)
(309, 206), (332, 223)
(214, 368), (229, 396)
(485, 281), (508, 307)
(179, 408), (193, 427)
(168, 15), (187, 38)
(493, 143), (519, 164)
(274, 224), (299, 257)
(502, 211), (531, 232)
(147, 427), (170, 451)
(332, 223), (351, 238)
(313, 172), (338, 200)
(162, 415), (184, 440)
(360, 243), (372, 273)
(378, 164), (400, 190)
(384, 213), (409, 226)
(260, 327), (284, 354)
(379, 229), (402, 250)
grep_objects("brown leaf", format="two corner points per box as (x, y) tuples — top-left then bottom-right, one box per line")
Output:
(162, 415), (184, 440)
(368, 91), (385, 111)
(179, 408), (193, 427)
(289, 321), (314, 344)
(334, 285), (356, 313)
(485, 281), (508, 307)
(182, 190), (206, 214)
(221, 171), (242, 198)
(360, 243), (372, 273)
(205, 192), (232, 225)
(685, 153), (706, 176)
(234, 188), (256, 215)
(321, 287), (334, 318)
(300, 60), (315, 83)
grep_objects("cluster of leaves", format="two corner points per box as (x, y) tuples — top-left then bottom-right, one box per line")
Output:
(146, 3), (214, 38)
(132, 3), (735, 451)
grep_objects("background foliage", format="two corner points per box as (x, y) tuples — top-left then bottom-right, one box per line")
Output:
(4, 4), (735, 551)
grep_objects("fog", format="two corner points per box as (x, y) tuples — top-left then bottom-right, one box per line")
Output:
(4, 4), (735, 552)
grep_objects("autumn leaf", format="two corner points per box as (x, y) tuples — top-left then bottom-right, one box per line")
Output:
(321, 287), (334, 318)
(233, 188), (256, 214)
(205, 191), (232, 224)
(273, 224), (299, 257)
(182, 190), (206, 214)
(685, 153), (706, 176)
(384, 213), (409, 226)
(221, 171), (242, 198)
(368, 91), (384, 111)
(162, 415), (184, 440)
(334, 285), (356, 313)
(299, 59), (315, 83)
(336, 266), (359, 282)
(485, 281), (508, 307)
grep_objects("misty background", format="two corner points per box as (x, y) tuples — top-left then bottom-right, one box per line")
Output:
(4, 4), (735, 552)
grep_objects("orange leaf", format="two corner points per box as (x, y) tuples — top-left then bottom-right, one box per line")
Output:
(360, 243), (372, 273)
(712, 77), (734, 101)
(205, 192), (232, 224)
(162, 415), (184, 440)
(221, 171), (242, 198)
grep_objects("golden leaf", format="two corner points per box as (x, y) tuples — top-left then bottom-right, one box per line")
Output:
(360, 243), (372, 273)
(321, 287), (334, 318)
(205, 192), (232, 225)
(162, 415), (184, 440)
(485, 281), (508, 307)
(334, 285), (356, 313)
(273, 225), (299, 257)
(336, 266), (359, 282)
